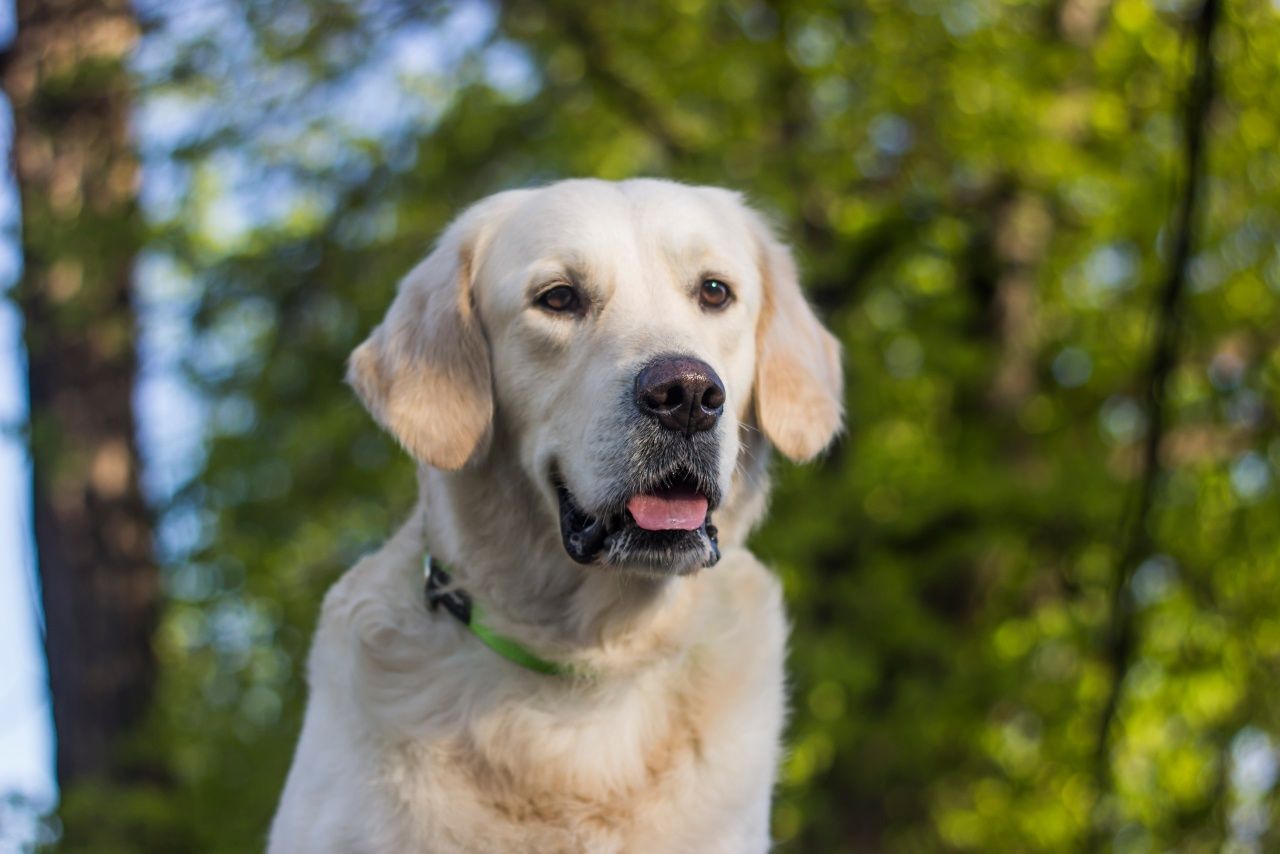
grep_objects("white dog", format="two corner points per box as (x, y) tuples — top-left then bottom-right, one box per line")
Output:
(270, 179), (843, 853)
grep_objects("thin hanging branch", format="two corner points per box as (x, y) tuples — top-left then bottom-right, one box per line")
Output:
(1088, 0), (1221, 843)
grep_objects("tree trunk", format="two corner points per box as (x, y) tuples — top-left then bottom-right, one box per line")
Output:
(2, 0), (158, 786)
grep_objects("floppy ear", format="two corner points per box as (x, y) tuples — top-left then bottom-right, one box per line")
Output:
(747, 208), (845, 462)
(348, 194), (521, 470)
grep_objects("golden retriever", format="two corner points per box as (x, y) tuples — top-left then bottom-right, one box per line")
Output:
(269, 179), (843, 852)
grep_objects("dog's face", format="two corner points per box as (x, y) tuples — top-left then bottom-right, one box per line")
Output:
(349, 179), (842, 576)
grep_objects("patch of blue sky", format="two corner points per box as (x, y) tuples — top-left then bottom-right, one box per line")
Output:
(1064, 241), (1141, 307)
(135, 252), (207, 507)
(482, 40), (539, 102)
(0, 299), (54, 810)
(0, 0), (54, 811)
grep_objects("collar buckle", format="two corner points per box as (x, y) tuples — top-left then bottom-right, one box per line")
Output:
(424, 556), (473, 626)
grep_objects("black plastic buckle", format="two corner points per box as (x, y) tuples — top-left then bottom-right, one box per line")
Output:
(424, 556), (473, 626)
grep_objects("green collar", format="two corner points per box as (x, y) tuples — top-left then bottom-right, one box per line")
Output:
(423, 555), (570, 677)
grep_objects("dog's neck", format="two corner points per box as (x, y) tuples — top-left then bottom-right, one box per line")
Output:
(415, 466), (679, 669)
(411, 430), (770, 671)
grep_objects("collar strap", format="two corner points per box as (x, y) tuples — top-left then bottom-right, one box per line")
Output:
(424, 555), (570, 677)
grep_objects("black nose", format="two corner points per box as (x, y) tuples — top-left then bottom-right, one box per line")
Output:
(634, 356), (726, 436)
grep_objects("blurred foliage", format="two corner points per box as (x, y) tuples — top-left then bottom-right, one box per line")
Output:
(43, 0), (1280, 849)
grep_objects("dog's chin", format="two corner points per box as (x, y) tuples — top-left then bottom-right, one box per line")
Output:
(555, 474), (721, 576)
(600, 524), (720, 577)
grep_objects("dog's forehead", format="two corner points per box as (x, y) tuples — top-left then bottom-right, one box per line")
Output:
(492, 180), (753, 268)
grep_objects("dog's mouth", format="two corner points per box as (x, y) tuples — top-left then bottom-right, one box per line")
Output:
(556, 466), (721, 573)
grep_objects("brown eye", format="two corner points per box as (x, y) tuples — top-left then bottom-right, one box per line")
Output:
(537, 285), (581, 314)
(699, 279), (732, 309)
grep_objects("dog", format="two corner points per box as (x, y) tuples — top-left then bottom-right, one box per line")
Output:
(269, 179), (843, 852)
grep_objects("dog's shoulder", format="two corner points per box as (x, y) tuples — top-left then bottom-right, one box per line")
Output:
(313, 535), (423, 661)
(305, 524), (478, 735)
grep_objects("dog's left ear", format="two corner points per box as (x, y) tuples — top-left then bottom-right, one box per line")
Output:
(347, 191), (526, 470)
(745, 206), (845, 462)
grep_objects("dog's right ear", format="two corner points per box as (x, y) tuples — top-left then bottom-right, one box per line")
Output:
(745, 207), (845, 463)
(347, 192), (526, 470)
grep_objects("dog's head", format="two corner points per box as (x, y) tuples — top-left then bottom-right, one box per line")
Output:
(349, 179), (842, 576)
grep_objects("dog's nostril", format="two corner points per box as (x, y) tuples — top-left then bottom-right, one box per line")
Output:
(643, 385), (676, 410)
(702, 385), (725, 411)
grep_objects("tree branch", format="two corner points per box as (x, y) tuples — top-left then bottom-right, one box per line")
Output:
(1088, 0), (1221, 844)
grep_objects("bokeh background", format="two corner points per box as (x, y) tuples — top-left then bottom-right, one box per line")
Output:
(1, 0), (1278, 850)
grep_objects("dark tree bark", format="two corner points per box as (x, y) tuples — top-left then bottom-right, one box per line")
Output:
(2, 0), (158, 786)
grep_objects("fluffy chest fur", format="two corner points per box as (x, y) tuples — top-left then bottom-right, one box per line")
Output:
(270, 524), (787, 853)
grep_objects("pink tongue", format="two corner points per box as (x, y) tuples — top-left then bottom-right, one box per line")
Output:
(627, 492), (709, 531)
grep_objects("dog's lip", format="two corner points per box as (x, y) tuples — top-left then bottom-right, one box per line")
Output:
(555, 479), (614, 564)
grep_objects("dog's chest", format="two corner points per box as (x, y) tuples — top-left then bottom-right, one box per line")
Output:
(389, 670), (719, 851)
(298, 549), (787, 852)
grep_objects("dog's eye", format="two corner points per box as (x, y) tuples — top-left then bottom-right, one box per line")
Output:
(537, 285), (582, 314)
(699, 279), (732, 309)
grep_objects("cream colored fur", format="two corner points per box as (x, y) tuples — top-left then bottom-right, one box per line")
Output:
(270, 179), (843, 853)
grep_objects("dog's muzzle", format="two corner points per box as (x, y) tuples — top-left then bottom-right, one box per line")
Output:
(556, 464), (721, 573)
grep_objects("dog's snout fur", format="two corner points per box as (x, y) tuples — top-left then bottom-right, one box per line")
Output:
(633, 355), (726, 437)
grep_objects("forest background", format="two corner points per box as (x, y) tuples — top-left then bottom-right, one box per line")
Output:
(1, 0), (1279, 850)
